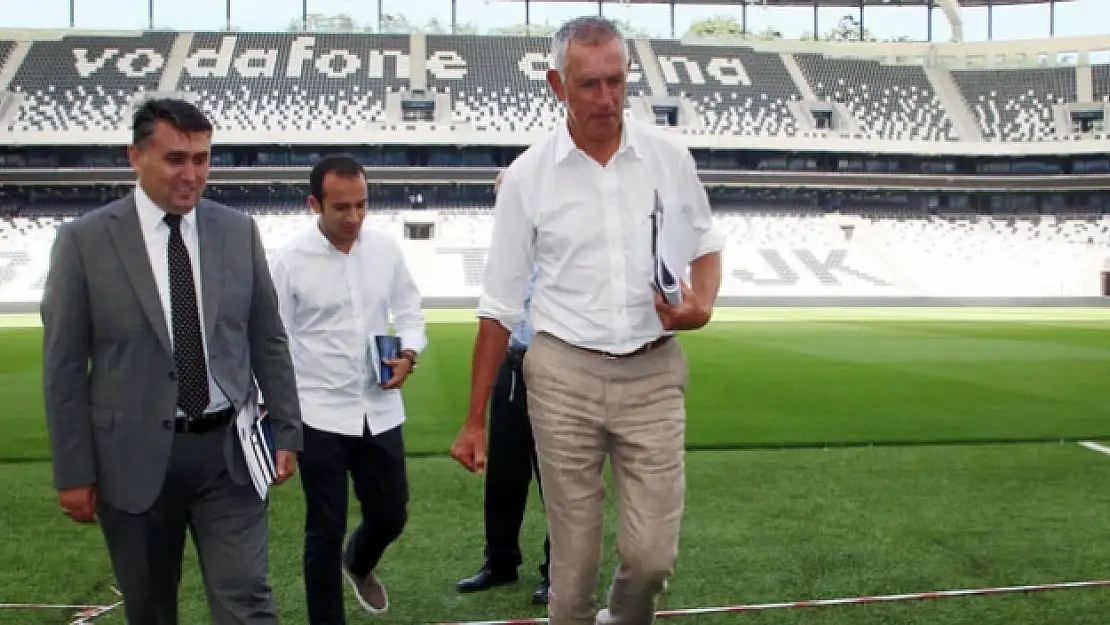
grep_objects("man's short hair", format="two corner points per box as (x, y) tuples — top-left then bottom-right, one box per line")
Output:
(309, 154), (367, 203)
(551, 16), (627, 77)
(131, 98), (213, 146)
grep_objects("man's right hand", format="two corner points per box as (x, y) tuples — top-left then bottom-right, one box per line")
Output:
(450, 422), (487, 475)
(58, 485), (98, 523)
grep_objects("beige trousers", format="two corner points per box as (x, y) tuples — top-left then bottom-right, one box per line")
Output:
(523, 332), (688, 625)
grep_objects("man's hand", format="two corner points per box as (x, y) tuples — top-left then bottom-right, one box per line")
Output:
(450, 422), (487, 475)
(274, 450), (297, 485)
(379, 358), (413, 390)
(59, 485), (97, 523)
(654, 280), (711, 331)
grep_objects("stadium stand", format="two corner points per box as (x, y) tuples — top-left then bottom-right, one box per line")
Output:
(1094, 64), (1110, 102)
(649, 40), (801, 137)
(425, 35), (648, 133)
(2, 206), (1108, 303)
(2, 28), (1110, 308)
(950, 67), (1077, 142)
(5, 32), (177, 134)
(178, 33), (411, 133)
(793, 54), (957, 142)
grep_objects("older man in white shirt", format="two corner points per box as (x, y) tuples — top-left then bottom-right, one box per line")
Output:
(269, 154), (426, 624)
(450, 16), (723, 625)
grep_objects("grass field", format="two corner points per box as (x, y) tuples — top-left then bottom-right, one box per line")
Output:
(2, 307), (1110, 624)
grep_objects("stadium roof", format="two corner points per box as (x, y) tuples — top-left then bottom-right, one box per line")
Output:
(509, 0), (1073, 5)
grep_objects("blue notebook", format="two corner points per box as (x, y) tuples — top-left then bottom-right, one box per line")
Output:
(375, 335), (402, 382)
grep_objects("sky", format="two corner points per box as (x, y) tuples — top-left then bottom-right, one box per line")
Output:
(0, 0), (1106, 45)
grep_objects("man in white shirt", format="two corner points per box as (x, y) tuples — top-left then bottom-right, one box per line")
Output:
(450, 16), (723, 625)
(269, 154), (427, 624)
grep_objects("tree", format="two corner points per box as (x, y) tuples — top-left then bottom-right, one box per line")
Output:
(287, 12), (359, 32)
(454, 22), (482, 35)
(609, 17), (650, 39)
(684, 15), (744, 39)
(423, 17), (448, 34)
(379, 13), (418, 33)
(752, 26), (783, 41)
(823, 14), (877, 42)
(488, 23), (558, 36)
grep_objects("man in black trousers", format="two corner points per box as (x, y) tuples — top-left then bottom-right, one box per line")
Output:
(456, 274), (550, 604)
(268, 155), (427, 622)
(457, 175), (550, 605)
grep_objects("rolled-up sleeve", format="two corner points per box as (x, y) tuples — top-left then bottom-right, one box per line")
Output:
(476, 165), (535, 331)
(678, 150), (726, 258)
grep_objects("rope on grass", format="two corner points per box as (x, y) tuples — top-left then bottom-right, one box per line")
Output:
(435, 579), (1110, 624)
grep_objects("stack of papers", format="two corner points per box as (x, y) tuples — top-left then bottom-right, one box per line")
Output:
(235, 392), (277, 501)
(651, 189), (700, 306)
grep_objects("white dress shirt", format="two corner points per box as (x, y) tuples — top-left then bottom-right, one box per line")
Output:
(269, 222), (427, 437)
(134, 185), (231, 415)
(477, 119), (725, 355)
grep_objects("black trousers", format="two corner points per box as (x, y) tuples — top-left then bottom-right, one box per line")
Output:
(298, 423), (408, 625)
(485, 348), (551, 579)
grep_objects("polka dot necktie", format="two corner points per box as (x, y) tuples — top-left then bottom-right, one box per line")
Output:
(164, 213), (210, 419)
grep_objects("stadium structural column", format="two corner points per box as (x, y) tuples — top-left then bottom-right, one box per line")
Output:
(987, 0), (993, 40)
(927, 0), (933, 42)
(858, 0), (865, 41)
(812, 0), (817, 40)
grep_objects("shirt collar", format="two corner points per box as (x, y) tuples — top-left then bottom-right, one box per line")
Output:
(554, 116), (641, 165)
(134, 183), (197, 235)
(312, 219), (362, 255)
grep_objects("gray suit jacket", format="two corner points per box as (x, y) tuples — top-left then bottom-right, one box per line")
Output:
(40, 193), (303, 515)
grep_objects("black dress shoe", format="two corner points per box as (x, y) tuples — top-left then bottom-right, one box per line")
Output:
(532, 579), (549, 605)
(456, 567), (518, 593)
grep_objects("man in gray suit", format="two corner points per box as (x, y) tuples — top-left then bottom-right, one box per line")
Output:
(40, 98), (303, 624)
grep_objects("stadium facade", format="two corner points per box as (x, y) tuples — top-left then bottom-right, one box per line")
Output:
(1, 22), (1108, 307)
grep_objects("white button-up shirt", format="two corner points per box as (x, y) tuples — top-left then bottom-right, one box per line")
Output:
(477, 119), (725, 355)
(134, 184), (231, 414)
(269, 222), (427, 437)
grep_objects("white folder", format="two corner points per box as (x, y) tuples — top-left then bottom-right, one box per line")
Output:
(235, 392), (278, 501)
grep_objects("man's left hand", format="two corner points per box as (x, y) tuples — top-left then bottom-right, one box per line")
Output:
(274, 450), (296, 485)
(380, 358), (413, 390)
(654, 281), (711, 331)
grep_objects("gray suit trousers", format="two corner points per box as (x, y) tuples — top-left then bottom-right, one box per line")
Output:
(97, 422), (276, 625)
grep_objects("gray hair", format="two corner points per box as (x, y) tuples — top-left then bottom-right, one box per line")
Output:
(550, 16), (629, 78)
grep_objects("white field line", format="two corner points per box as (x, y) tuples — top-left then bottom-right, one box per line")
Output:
(1078, 441), (1110, 456)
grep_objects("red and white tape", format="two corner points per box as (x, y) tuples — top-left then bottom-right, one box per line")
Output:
(0, 602), (108, 610)
(436, 579), (1110, 625)
(69, 600), (123, 624)
(1, 585), (123, 624)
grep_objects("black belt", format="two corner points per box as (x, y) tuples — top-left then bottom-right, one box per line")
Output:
(505, 346), (527, 365)
(567, 335), (674, 360)
(175, 406), (235, 434)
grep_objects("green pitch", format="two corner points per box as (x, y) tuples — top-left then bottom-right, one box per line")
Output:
(2, 308), (1110, 623)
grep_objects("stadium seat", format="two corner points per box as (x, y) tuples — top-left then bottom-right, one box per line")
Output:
(794, 54), (957, 142)
(651, 40), (800, 137)
(5, 33), (177, 133)
(950, 67), (1076, 142)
